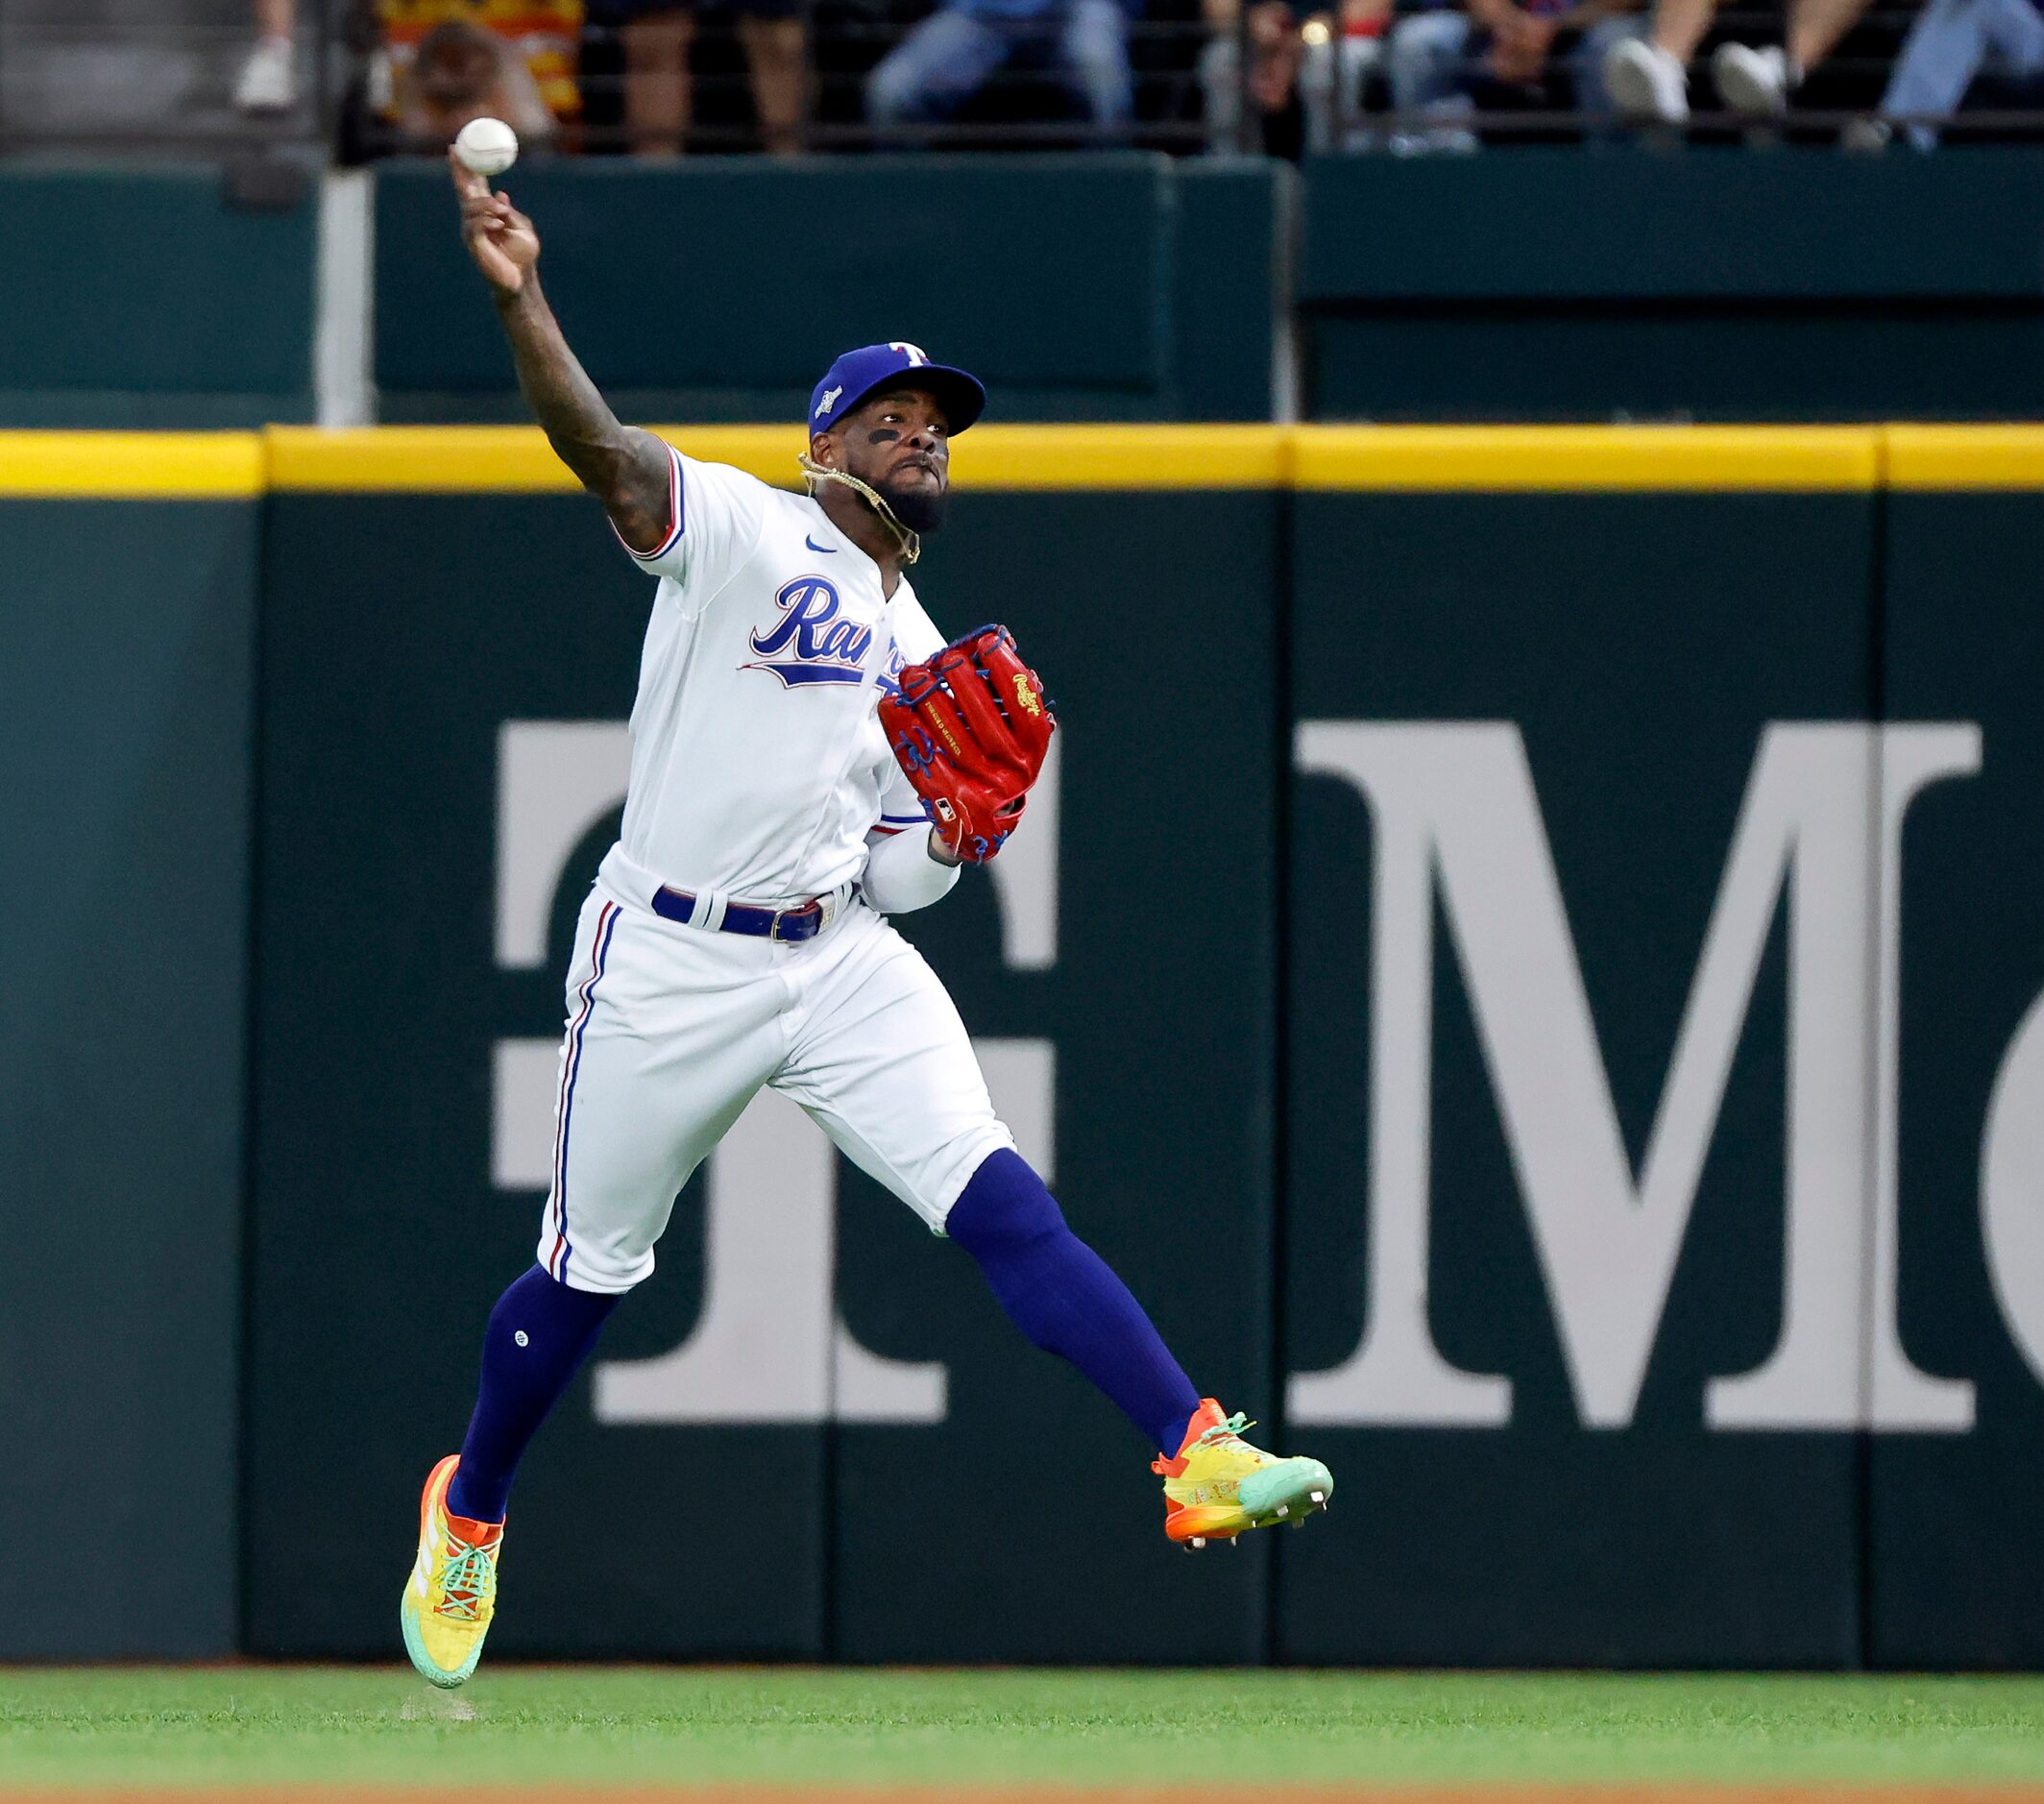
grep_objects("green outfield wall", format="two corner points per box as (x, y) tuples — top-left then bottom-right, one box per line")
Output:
(8, 424), (2044, 1664)
(373, 157), (1283, 425)
(377, 150), (2044, 426)
(1873, 437), (2044, 1670)
(0, 437), (263, 1656)
(0, 171), (317, 429)
(1282, 452), (1879, 1666)
(1297, 152), (2044, 422)
(241, 446), (1282, 1662)
(17, 154), (2044, 429)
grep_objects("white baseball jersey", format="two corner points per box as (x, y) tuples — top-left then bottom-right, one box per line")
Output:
(537, 439), (1015, 1290)
(596, 442), (942, 910)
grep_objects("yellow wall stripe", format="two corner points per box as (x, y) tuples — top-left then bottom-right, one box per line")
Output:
(1886, 426), (2044, 491)
(268, 423), (1872, 494)
(264, 424), (1879, 494)
(263, 427), (1872, 496)
(263, 426), (804, 492)
(1294, 426), (1882, 492)
(0, 432), (265, 499)
(264, 424), (1294, 493)
(950, 424), (1290, 490)
(5, 425), (2044, 499)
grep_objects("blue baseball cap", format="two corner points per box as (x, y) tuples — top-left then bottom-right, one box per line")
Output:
(808, 343), (986, 436)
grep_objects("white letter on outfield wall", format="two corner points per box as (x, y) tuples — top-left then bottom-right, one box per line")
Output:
(1869, 729), (1980, 1427)
(495, 722), (633, 969)
(1710, 724), (1978, 1430)
(1287, 723), (1512, 1427)
(1289, 721), (1976, 1432)
(1980, 984), (2044, 1392)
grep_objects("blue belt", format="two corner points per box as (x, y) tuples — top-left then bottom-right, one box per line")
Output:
(652, 885), (840, 941)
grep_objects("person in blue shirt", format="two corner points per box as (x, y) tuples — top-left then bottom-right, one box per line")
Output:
(865, 0), (1136, 131)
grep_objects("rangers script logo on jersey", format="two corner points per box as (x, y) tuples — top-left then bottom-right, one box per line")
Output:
(745, 576), (873, 687)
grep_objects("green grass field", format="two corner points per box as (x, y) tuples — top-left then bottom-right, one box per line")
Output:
(5, 1669), (2044, 1793)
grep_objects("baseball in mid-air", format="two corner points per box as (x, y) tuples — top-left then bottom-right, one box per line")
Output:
(453, 117), (519, 177)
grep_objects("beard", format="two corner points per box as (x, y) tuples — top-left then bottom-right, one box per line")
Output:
(876, 471), (948, 535)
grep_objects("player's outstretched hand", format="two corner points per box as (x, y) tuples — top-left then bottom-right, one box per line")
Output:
(450, 151), (539, 297)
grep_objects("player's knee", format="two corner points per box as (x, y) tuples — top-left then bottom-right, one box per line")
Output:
(945, 1146), (1065, 1255)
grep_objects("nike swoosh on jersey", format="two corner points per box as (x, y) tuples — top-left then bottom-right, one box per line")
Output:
(804, 534), (839, 553)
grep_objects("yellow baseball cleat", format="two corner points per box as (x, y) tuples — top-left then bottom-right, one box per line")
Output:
(401, 1454), (502, 1688)
(1152, 1399), (1333, 1550)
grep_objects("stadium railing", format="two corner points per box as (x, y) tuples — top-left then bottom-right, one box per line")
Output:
(7, 0), (2044, 160)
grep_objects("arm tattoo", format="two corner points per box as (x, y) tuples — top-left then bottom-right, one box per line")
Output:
(494, 277), (673, 553)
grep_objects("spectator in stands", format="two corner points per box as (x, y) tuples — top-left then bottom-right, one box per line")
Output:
(866, 0), (1136, 133)
(399, 18), (559, 144)
(234, 0), (297, 111)
(1387, 0), (1644, 147)
(378, 0), (586, 137)
(1850, 0), (2044, 144)
(1200, 0), (1388, 152)
(1599, 0), (1862, 117)
(594, 0), (808, 154)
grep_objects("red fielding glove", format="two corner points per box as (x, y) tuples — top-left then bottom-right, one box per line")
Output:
(878, 624), (1057, 865)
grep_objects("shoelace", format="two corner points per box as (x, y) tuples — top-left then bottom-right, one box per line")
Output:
(1153, 1412), (1259, 1475)
(1195, 1412), (1255, 1449)
(434, 1534), (499, 1622)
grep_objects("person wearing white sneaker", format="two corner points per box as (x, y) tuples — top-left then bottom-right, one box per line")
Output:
(1602, 0), (1868, 120)
(1602, 32), (1688, 114)
(1713, 38), (1795, 110)
(232, 0), (297, 112)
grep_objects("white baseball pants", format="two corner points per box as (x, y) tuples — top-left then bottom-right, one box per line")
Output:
(535, 877), (1015, 1293)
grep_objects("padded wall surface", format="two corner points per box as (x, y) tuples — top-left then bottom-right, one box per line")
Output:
(0, 171), (315, 427)
(0, 494), (255, 1654)
(20, 422), (2044, 1666)
(1279, 484), (1878, 1664)
(374, 158), (1278, 423)
(1872, 484), (2044, 1668)
(245, 488), (830, 1657)
(377, 158), (1170, 417)
(243, 470), (1278, 1659)
(829, 490), (1281, 1662)
(1297, 152), (2044, 422)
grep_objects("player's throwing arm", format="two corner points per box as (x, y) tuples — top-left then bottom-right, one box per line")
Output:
(448, 153), (674, 555)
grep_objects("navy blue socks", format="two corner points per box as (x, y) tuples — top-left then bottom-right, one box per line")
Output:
(446, 1156), (1197, 1523)
(946, 1148), (1202, 1455)
(446, 1263), (620, 1524)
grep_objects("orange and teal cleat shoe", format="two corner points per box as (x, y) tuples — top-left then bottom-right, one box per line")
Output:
(401, 1454), (502, 1688)
(1152, 1399), (1333, 1550)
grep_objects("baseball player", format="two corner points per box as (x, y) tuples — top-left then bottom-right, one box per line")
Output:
(403, 153), (1335, 1690)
